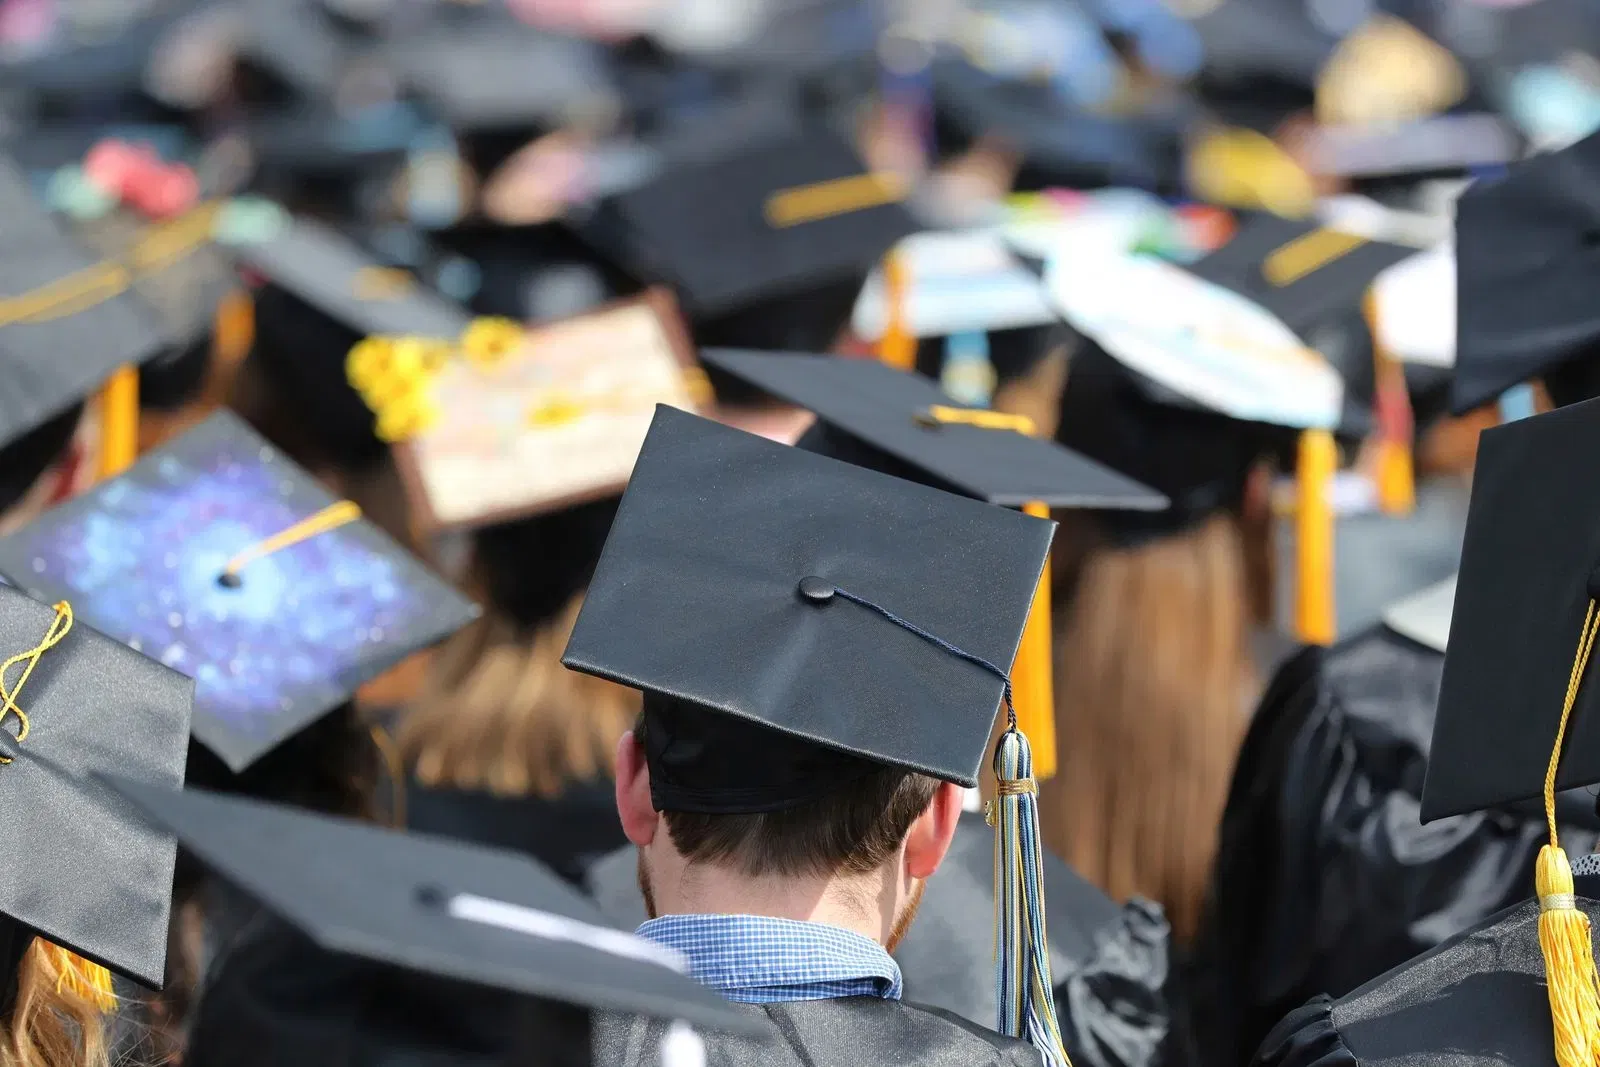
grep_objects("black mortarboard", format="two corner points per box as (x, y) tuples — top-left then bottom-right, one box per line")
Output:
(0, 158), (167, 451)
(930, 57), (1186, 193)
(387, 22), (622, 136)
(0, 583), (193, 989)
(1422, 398), (1600, 821)
(0, 411), (479, 773)
(1450, 131), (1600, 416)
(239, 214), (473, 467)
(112, 780), (768, 1044)
(383, 290), (703, 532)
(580, 125), (916, 366)
(701, 350), (1167, 511)
(562, 404), (1053, 805)
(1185, 213), (1421, 339)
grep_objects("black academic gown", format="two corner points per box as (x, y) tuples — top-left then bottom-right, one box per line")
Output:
(594, 997), (1043, 1066)
(587, 812), (1185, 1067)
(1249, 870), (1600, 1067)
(1190, 626), (1600, 1067)
(186, 919), (591, 1067)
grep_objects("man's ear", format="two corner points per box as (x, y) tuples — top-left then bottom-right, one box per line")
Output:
(903, 781), (965, 880)
(615, 730), (659, 847)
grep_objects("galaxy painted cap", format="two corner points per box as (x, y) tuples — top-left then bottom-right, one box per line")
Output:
(0, 584), (192, 989)
(0, 411), (479, 772)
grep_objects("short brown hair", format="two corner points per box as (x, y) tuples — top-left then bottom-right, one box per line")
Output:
(639, 716), (940, 879)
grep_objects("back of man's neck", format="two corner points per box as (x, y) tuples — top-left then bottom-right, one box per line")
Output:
(654, 867), (894, 945)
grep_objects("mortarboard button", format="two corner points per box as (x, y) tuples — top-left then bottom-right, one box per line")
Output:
(797, 576), (836, 604)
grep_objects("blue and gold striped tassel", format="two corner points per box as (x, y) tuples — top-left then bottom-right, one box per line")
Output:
(993, 725), (1072, 1067)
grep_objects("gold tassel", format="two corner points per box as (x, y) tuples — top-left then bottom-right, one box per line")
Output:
(1014, 502), (1057, 780)
(1537, 600), (1600, 1067)
(96, 365), (140, 481)
(879, 251), (917, 372)
(1364, 291), (1416, 516)
(34, 942), (116, 1013)
(1293, 428), (1338, 645)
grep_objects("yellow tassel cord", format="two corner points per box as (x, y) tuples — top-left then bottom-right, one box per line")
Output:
(1363, 290), (1415, 516)
(219, 502), (364, 585)
(1293, 429), (1338, 646)
(213, 287), (256, 367)
(762, 171), (910, 229)
(916, 407), (1058, 778)
(95, 365), (140, 481)
(33, 941), (116, 1014)
(1538, 600), (1600, 1067)
(879, 250), (917, 372)
(0, 602), (73, 764)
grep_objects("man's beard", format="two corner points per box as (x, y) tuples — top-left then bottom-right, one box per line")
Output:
(885, 878), (926, 955)
(638, 850), (659, 920)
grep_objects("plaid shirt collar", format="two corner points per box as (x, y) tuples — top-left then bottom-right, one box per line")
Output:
(636, 914), (903, 1004)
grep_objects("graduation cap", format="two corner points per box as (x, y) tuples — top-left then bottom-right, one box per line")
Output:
(580, 125), (916, 377)
(0, 157), (173, 491)
(1294, 114), (1521, 181)
(111, 779), (768, 1063)
(1451, 131), (1600, 416)
(0, 583), (192, 992)
(1044, 247), (1347, 642)
(389, 22), (621, 135)
(238, 214), (473, 467)
(373, 289), (705, 532)
(562, 405), (1074, 1063)
(0, 410), (479, 773)
(1420, 398), (1600, 1066)
(929, 57), (1186, 193)
(700, 349), (1167, 779)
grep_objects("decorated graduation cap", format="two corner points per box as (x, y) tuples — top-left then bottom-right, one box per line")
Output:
(1451, 131), (1600, 416)
(239, 214), (473, 467)
(114, 781), (767, 1065)
(701, 349), (1167, 780)
(563, 405), (1073, 1063)
(1421, 398), (1600, 1067)
(0, 583), (192, 997)
(580, 124), (916, 372)
(0, 410), (478, 773)
(1044, 246), (1342, 642)
(351, 289), (705, 533)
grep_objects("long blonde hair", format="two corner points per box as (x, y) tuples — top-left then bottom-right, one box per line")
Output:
(3, 940), (115, 1067)
(399, 594), (639, 797)
(1043, 513), (1259, 944)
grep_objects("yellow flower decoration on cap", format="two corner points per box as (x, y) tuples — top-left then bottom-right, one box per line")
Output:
(375, 388), (442, 443)
(460, 317), (525, 368)
(346, 336), (396, 396)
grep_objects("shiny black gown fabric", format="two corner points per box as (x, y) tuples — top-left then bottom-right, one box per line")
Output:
(587, 813), (1184, 1067)
(187, 920), (591, 1067)
(1249, 876), (1600, 1067)
(1190, 625), (1600, 1067)
(593, 997), (1043, 1066)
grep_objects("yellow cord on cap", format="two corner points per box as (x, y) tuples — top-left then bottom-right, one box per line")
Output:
(1364, 290), (1415, 516)
(1262, 228), (1368, 289)
(1538, 599), (1600, 1067)
(0, 602), (73, 765)
(96, 365), (140, 481)
(220, 502), (363, 583)
(763, 171), (910, 229)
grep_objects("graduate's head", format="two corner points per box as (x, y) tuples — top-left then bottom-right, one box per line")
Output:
(616, 695), (959, 946)
(562, 407), (1061, 946)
